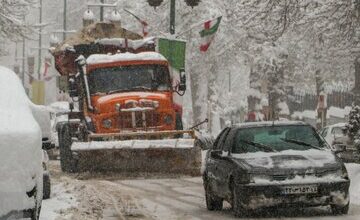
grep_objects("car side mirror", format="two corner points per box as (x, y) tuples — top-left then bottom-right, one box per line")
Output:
(333, 144), (346, 154)
(210, 150), (223, 159)
(42, 142), (55, 151)
(178, 68), (186, 92)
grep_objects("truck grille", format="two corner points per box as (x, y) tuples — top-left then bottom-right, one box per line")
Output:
(118, 111), (161, 130)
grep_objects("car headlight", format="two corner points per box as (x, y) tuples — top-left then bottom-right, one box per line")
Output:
(102, 119), (112, 128)
(163, 114), (173, 125)
(250, 174), (271, 184)
(235, 172), (252, 184)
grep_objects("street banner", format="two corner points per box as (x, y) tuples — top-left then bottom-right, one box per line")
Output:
(31, 80), (45, 105)
(158, 38), (186, 70)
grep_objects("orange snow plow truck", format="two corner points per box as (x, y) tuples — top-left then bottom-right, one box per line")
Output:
(51, 22), (201, 175)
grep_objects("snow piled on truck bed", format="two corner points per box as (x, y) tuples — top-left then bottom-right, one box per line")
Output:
(87, 51), (167, 65)
(95, 37), (155, 50)
(72, 139), (195, 151)
(0, 66), (42, 216)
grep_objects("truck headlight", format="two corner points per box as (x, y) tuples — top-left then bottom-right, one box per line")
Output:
(164, 114), (173, 125)
(115, 103), (121, 111)
(102, 119), (112, 128)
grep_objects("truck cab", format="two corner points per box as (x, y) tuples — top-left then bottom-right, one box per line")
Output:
(81, 52), (183, 133)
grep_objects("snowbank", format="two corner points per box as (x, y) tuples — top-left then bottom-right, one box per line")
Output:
(0, 66), (42, 216)
(328, 106), (351, 118)
(292, 106), (351, 120)
(345, 163), (360, 205)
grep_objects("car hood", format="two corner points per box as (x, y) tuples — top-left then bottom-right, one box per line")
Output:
(231, 149), (339, 171)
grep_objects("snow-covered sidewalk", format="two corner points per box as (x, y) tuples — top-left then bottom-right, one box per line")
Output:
(345, 163), (360, 205)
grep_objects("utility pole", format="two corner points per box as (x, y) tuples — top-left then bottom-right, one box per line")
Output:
(22, 37), (26, 85)
(100, 0), (104, 21)
(170, 0), (175, 34)
(63, 0), (67, 40)
(228, 72), (231, 92)
(37, 0), (43, 80)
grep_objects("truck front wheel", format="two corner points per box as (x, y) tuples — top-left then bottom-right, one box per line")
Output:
(59, 124), (77, 173)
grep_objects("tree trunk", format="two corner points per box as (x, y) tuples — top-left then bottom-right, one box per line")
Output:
(354, 56), (360, 105)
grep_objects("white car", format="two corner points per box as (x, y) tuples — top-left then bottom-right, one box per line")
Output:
(49, 101), (71, 148)
(319, 123), (359, 162)
(319, 123), (348, 146)
(0, 66), (43, 219)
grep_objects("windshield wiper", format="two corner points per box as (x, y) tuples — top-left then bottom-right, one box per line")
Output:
(92, 92), (106, 96)
(240, 140), (276, 152)
(280, 138), (322, 150)
(107, 88), (131, 94)
(107, 86), (152, 94)
(132, 86), (152, 91)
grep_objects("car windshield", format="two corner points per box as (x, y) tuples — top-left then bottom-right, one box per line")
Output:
(88, 64), (171, 95)
(233, 125), (328, 153)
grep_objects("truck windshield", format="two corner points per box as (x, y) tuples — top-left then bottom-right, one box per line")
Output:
(88, 64), (171, 94)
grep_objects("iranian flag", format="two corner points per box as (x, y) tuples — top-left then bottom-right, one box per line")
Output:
(199, 16), (222, 52)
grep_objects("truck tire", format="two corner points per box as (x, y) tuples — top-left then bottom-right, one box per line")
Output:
(43, 173), (51, 199)
(175, 113), (184, 138)
(59, 124), (77, 173)
(175, 113), (183, 130)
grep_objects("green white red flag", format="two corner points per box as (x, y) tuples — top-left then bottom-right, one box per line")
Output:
(199, 16), (222, 52)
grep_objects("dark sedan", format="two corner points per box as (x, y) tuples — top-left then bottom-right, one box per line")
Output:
(203, 121), (350, 217)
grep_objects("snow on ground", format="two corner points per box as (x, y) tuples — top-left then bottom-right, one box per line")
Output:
(40, 181), (77, 220)
(38, 160), (360, 220)
(345, 163), (360, 205)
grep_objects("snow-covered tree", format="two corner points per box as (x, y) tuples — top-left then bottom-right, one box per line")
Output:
(347, 105), (360, 141)
(0, 0), (35, 50)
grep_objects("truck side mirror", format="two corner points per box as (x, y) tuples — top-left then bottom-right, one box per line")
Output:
(68, 76), (78, 97)
(178, 68), (186, 92)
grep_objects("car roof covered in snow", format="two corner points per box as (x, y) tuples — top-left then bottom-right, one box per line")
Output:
(233, 120), (308, 129)
(87, 51), (167, 65)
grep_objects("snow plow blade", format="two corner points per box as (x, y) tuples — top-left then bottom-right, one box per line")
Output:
(70, 130), (201, 175)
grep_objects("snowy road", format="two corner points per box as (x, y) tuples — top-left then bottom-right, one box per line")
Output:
(41, 161), (360, 220)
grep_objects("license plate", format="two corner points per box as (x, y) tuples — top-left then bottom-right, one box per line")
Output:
(282, 185), (318, 195)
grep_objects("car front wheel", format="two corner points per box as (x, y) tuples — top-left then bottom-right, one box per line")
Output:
(30, 189), (41, 220)
(231, 184), (248, 217)
(331, 202), (349, 215)
(205, 181), (223, 211)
